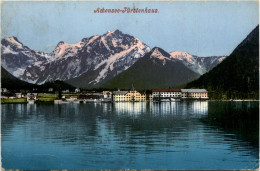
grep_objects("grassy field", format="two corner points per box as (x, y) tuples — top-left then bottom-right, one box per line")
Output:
(38, 93), (58, 98)
(1, 98), (27, 103)
(1, 93), (80, 103)
(38, 93), (79, 102)
(62, 94), (79, 98)
(38, 93), (58, 102)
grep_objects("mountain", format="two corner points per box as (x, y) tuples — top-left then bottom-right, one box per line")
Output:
(102, 47), (200, 90)
(169, 51), (226, 75)
(3, 30), (149, 85)
(1, 66), (75, 91)
(1, 30), (227, 89)
(1, 37), (53, 78)
(186, 25), (259, 99)
(39, 80), (75, 92)
(1, 66), (36, 90)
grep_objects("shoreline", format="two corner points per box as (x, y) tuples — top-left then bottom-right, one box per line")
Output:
(1, 99), (259, 104)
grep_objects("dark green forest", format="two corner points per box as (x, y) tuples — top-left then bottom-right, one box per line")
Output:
(186, 26), (259, 99)
(1, 67), (75, 92)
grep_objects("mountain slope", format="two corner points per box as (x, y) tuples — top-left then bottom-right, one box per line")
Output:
(1, 66), (36, 90)
(102, 47), (200, 90)
(2, 30), (226, 89)
(1, 67), (75, 91)
(20, 30), (150, 85)
(169, 51), (226, 75)
(1, 37), (52, 78)
(186, 25), (259, 99)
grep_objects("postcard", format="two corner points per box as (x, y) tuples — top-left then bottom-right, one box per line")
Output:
(1, 1), (259, 170)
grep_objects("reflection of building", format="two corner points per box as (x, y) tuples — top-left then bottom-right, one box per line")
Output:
(181, 89), (208, 99)
(114, 102), (146, 114)
(113, 90), (146, 102)
(192, 101), (208, 115)
(152, 89), (182, 101)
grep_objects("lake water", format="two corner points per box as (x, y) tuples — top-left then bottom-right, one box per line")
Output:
(1, 101), (259, 170)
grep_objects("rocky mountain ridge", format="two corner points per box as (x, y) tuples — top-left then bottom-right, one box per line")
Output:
(2, 30), (225, 88)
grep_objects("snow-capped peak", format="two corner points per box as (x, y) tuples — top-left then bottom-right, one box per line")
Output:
(169, 50), (226, 75)
(150, 47), (170, 60)
(4, 36), (24, 49)
(105, 29), (122, 37)
(170, 51), (194, 60)
(53, 40), (84, 58)
(2, 29), (150, 86)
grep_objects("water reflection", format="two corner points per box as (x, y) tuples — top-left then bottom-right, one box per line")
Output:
(1, 101), (259, 170)
(112, 101), (208, 117)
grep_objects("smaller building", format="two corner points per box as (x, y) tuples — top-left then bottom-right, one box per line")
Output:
(62, 89), (70, 93)
(181, 89), (208, 99)
(103, 91), (112, 99)
(75, 88), (80, 93)
(15, 93), (23, 98)
(149, 94), (153, 101)
(48, 88), (54, 92)
(1, 88), (8, 93)
(27, 93), (38, 101)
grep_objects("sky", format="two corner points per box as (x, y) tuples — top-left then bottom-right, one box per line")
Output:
(1, 1), (259, 56)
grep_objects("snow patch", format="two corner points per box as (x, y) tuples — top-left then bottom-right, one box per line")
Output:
(101, 37), (110, 51)
(37, 75), (51, 85)
(13, 68), (25, 77)
(2, 46), (19, 55)
(86, 35), (100, 46)
(53, 41), (84, 58)
(170, 51), (195, 64)
(92, 40), (148, 84)
(26, 72), (32, 77)
(106, 30), (118, 37)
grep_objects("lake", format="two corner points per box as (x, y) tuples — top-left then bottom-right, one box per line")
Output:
(1, 101), (259, 170)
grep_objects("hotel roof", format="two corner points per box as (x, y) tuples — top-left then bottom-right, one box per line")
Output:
(113, 91), (128, 95)
(181, 89), (207, 93)
(152, 89), (181, 92)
